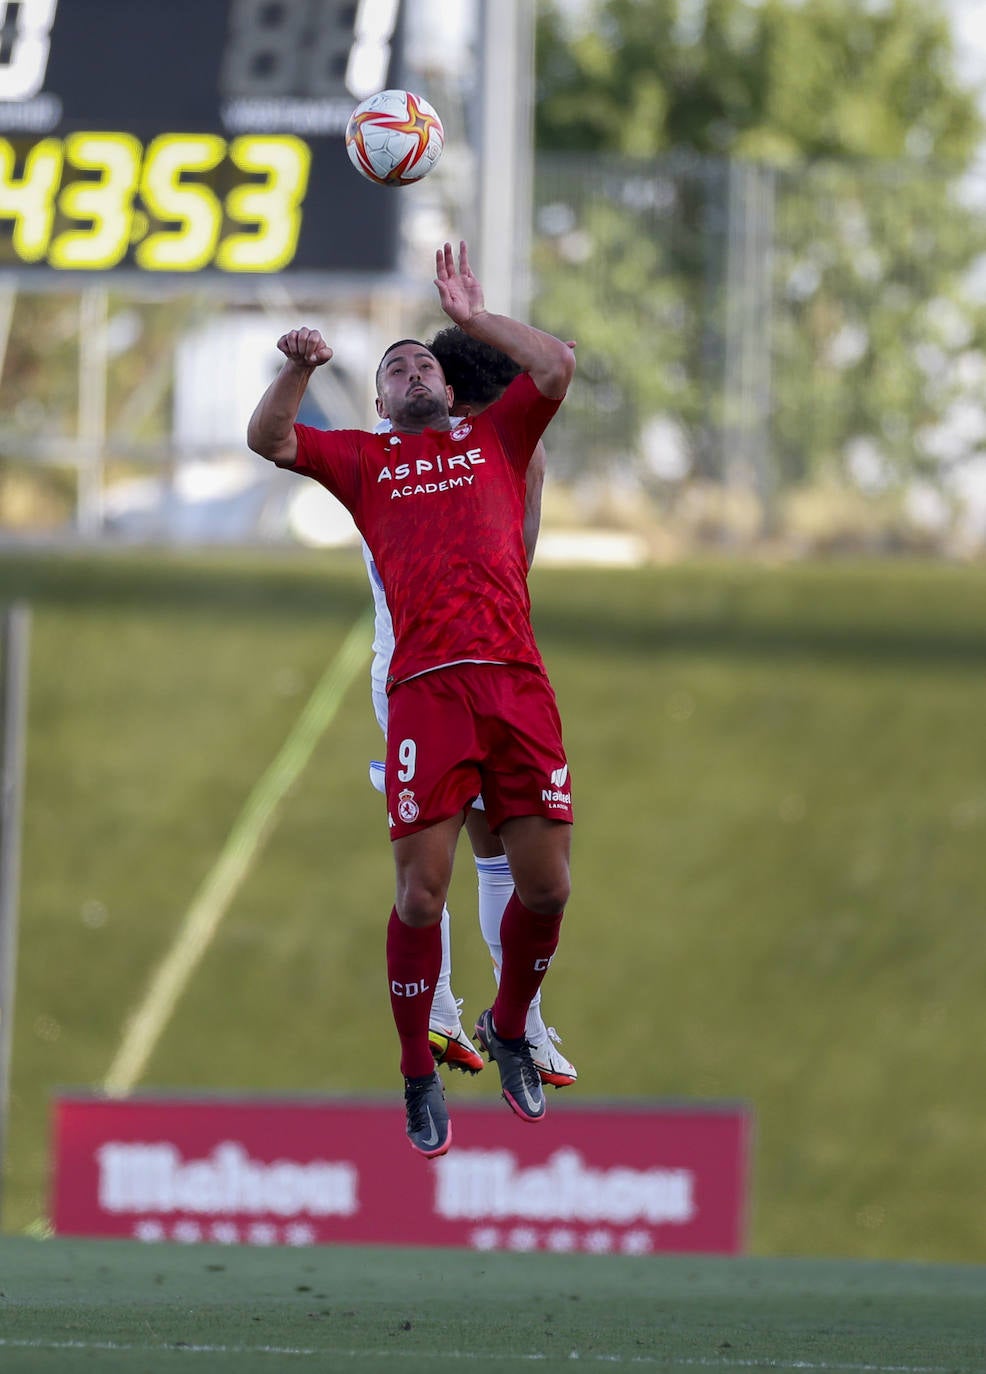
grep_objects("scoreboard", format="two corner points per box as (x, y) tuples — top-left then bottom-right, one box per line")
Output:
(0, 0), (404, 276)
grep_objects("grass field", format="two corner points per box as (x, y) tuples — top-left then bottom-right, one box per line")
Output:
(1, 1236), (985, 1373)
(2, 550), (986, 1261)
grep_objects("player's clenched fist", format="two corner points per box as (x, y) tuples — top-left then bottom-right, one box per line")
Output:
(277, 328), (333, 368)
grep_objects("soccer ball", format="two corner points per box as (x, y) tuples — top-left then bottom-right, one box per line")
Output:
(345, 89), (444, 187)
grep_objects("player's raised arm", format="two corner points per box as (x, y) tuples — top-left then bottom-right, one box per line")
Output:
(434, 241), (575, 400)
(247, 327), (333, 466)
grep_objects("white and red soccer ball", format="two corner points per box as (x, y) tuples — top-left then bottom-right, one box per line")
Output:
(345, 88), (444, 187)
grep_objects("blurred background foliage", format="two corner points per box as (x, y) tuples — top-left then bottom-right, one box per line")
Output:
(535, 0), (980, 162)
(3, 2), (986, 555)
(529, 0), (986, 553)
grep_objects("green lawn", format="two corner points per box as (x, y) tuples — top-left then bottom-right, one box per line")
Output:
(1, 1236), (984, 1373)
(2, 550), (986, 1261)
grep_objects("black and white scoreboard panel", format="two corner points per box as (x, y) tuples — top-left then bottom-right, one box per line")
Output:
(0, 0), (404, 275)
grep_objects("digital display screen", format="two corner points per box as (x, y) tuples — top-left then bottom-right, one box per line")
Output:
(0, 0), (403, 275)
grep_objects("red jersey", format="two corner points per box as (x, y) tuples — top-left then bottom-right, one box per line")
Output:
(291, 372), (561, 689)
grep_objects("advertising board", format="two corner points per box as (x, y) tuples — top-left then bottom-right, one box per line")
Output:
(53, 1095), (752, 1255)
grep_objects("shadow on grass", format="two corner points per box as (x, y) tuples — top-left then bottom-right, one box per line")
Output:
(1, 548), (985, 669)
(0, 549), (370, 624)
(533, 600), (986, 668)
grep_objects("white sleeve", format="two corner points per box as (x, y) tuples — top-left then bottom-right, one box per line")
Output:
(361, 416), (458, 736)
(361, 539), (394, 736)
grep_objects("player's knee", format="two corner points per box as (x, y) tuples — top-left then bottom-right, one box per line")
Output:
(516, 872), (570, 914)
(395, 878), (446, 928)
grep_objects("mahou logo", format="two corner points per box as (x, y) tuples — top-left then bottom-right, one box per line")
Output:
(96, 1141), (358, 1218)
(434, 1148), (695, 1225)
(54, 1097), (748, 1253)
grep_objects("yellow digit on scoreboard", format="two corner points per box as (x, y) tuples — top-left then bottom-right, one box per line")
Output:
(49, 132), (143, 270)
(136, 133), (227, 272)
(0, 137), (63, 262)
(217, 135), (311, 273)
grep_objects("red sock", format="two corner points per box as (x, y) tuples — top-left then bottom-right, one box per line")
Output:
(387, 907), (442, 1078)
(491, 893), (564, 1040)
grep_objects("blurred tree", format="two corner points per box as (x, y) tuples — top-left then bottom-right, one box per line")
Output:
(536, 0), (980, 163)
(532, 0), (986, 509)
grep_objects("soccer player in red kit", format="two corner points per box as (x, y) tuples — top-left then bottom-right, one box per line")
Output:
(247, 242), (576, 1158)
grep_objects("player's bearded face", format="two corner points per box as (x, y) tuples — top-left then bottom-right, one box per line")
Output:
(377, 346), (451, 429)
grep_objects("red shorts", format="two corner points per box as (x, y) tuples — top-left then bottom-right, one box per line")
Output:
(384, 662), (573, 839)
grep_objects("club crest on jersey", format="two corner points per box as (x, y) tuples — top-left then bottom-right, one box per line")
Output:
(451, 424), (472, 440)
(397, 789), (420, 823)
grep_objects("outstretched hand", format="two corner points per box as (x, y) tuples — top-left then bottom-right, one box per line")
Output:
(277, 327), (333, 369)
(434, 240), (485, 326)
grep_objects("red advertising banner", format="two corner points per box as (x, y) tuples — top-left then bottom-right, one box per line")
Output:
(52, 1095), (752, 1256)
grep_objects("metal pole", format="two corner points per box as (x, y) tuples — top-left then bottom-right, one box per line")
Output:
(77, 285), (109, 538)
(477, 0), (535, 319)
(722, 161), (775, 537)
(0, 281), (18, 387)
(0, 603), (30, 1225)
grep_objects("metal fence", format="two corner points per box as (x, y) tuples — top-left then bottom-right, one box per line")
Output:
(2, 152), (986, 554)
(530, 152), (986, 554)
